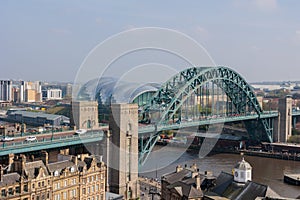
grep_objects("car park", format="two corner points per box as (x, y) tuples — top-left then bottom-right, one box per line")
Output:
(25, 136), (37, 142)
(1, 136), (14, 142)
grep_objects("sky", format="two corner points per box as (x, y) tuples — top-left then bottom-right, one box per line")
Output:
(1, 0), (300, 83)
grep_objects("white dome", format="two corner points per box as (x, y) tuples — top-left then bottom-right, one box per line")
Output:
(234, 157), (252, 170)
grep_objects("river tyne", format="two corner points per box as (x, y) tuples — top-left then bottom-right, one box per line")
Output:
(140, 146), (300, 198)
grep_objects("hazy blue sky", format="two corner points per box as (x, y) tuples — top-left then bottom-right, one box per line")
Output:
(1, 0), (300, 82)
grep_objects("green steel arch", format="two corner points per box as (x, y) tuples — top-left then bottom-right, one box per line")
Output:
(139, 66), (273, 165)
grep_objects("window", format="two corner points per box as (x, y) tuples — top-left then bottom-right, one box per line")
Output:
(72, 178), (76, 185)
(42, 181), (44, 187)
(240, 171), (245, 179)
(96, 175), (98, 181)
(69, 190), (76, 198)
(82, 188), (86, 195)
(87, 177), (90, 182)
(54, 171), (59, 176)
(70, 167), (75, 173)
(32, 183), (35, 189)
(56, 182), (60, 189)
(24, 184), (28, 192)
(87, 187), (90, 194)
(64, 180), (67, 187)
(92, 176), (94, 182)
(8, 188), (13, 195)
(38, 182), (41, 187)
(63, 192), (67, 199)
(15, 186), (20, 193)
(92, 185), (94, 192)
(96, 184), (99, 191)
(1, 189), (6, 197)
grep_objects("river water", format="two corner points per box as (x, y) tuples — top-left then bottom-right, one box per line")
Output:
(139, 146), (300, 198)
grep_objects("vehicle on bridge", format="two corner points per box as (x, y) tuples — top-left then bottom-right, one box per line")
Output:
(25, 136), (37, 142)
(1, 136), (14, 142)
(75, 129), (87, 135)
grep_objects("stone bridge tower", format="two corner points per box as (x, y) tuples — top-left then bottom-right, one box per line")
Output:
(274, 96), (292, 142)
(108, 104), (139, 199)
(71, 101), (98, 130)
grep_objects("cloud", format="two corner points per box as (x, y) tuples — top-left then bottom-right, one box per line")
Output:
(233, 0), (279, 12)
(50, 28), (71, 35)
(293, 30), (300, 45)
(95, 17), (102, 24)
(253, 0), (278, 12)
(194, 26), (209, 39)
(123, 25), (136, 30)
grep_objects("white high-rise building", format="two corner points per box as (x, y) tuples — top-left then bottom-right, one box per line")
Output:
(43, 89), (62, 100)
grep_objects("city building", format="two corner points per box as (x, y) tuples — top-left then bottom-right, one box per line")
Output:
(22, 81), (42, 102)
(42, 89), (63, 101)
(0, 152), (106, 200)
(0, 80), (12, 101)
(0, 123), (25, 136)
(7, 111), (69, 127)
(205, 157), (281, 200)
(162, 158), (283, 200)
(161, 164), (215, 200)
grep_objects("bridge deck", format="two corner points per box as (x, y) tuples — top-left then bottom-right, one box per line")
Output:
(138, 112), (279, 134)
(0, 131), (104, 156)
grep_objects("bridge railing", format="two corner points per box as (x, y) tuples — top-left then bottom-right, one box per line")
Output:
(0, 131), (104, 150)
(138, 112), (279, 134)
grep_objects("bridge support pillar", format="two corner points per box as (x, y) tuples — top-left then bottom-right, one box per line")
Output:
(274, 96), (292, 142)
(71, 101), (99, 130)
(108, 104), (139, 199)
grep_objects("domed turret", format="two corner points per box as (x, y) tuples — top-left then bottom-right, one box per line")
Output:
(233, 157), (252, 183)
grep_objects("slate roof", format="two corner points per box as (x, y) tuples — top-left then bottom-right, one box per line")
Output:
(162, 169), (191, 184)
(24, 160), (48, 179)
(234, 181), (267, 200)
(9, 111), (69, 121)
(168, 180), (203, 199)
(47, 160), (77, 174)
(211, 171), (280, 200)
(0, 173), (20, 187)
(212, 171), (234, 195)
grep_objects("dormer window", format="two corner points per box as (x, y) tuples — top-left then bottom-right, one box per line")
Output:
(70, 167), (75, 173)
(54, 170), (59, 176)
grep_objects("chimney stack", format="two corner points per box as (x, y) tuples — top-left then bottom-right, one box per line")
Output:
(0, 165), (3, 182)
(176, 165), (183, 173)
(8, 153), (14, 166)
(41, 151), (48, 165)
(71, 156), (78, 166)
(196, 175), (201, 190)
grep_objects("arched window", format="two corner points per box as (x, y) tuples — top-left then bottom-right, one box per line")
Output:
(54, 171), (59, 176)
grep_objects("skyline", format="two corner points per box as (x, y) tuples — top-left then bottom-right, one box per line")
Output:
(1, 0), (300, 82)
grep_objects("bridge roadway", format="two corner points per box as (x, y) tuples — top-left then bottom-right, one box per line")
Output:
(0, 129), (106, 156)
(138, 112), (279, 134)
(0, 110), (298, 156)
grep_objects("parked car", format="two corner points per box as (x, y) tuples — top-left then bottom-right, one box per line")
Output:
(1, 136), (14, 142)
(75, 129), (87, 135)
(25, 136), (37, 142)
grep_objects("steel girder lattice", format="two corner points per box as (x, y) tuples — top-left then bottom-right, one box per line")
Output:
(139, 66), (273, 165)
